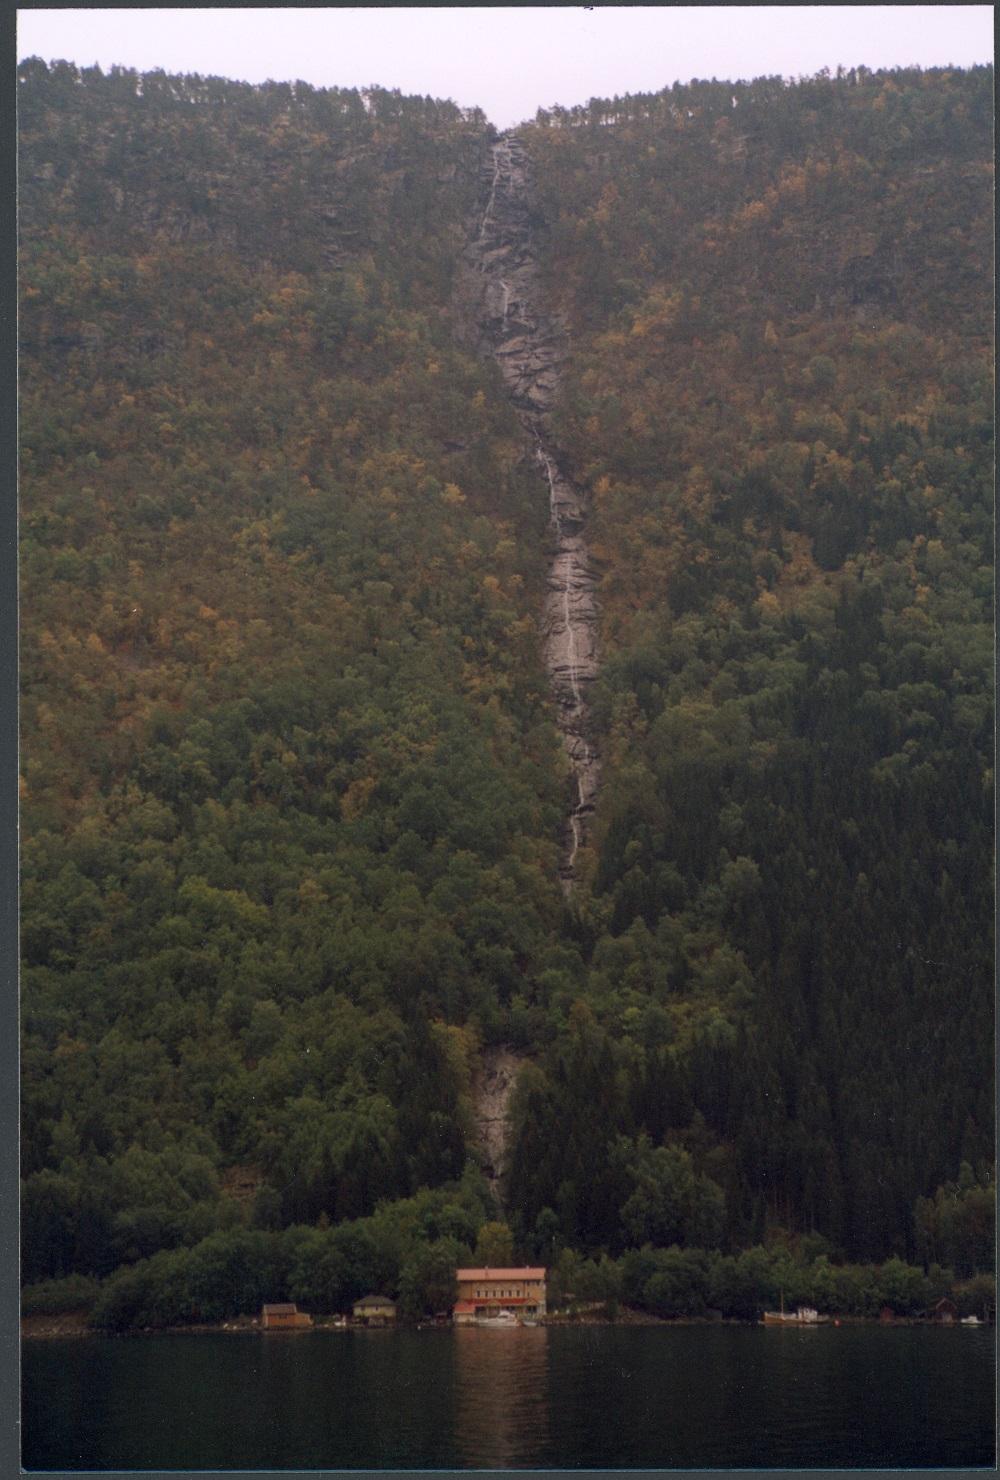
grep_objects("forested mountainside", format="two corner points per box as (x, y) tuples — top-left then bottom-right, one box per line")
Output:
(508, 64), (994, 1262)
(20, 59), (993, 1321)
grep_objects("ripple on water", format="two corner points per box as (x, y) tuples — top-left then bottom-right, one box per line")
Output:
(452, 1326), (553, 1468)
(22, 1323), (996, 1470)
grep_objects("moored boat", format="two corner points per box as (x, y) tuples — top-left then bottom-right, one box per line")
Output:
(762, 1303), (826, 1325)
(477, 1310), (519, 1327)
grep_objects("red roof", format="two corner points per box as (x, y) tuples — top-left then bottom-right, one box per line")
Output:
(456, 1267), (545, 1281)
(453, 1301), (477, 1313)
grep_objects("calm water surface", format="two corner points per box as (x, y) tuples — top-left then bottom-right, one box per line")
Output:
(23, 1324), (995, 1470)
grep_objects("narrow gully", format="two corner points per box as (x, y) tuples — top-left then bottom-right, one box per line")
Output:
(467, 135), (600, 891)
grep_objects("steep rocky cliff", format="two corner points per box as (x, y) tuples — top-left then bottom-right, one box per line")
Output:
(464, 136), (600, 889)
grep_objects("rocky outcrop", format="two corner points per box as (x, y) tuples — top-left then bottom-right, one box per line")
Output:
(466, 137), (599, 889)
(472, 1047), (526, 1208)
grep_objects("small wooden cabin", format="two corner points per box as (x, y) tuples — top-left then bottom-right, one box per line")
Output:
(353, 1294), (397, 1325)
(262, 1302), (312, 1330)
(931, 1297), (958, 1324)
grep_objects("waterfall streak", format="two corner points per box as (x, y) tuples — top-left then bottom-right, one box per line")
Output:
(469, 136), (600, 890)
(478, 146), (503, 244)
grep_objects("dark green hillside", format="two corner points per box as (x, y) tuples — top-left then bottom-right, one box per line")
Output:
(19, 60), (566, 1282)
(20, 59), (993, 1306)
(509, 65), (993, 1261)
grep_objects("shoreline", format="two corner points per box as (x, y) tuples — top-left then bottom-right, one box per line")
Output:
(22, 1308), (978, 1340)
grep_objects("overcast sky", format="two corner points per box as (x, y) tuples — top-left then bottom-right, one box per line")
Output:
(16, 6), (994, 129)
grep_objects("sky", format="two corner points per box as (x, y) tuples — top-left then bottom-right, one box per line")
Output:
(16, 6), (995, 129)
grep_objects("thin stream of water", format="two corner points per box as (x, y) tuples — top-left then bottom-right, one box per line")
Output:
(473, 137), (600, 890)
(478, 148), (502, 245)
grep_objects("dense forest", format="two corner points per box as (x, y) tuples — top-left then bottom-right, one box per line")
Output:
(19, 58), (993, 1322)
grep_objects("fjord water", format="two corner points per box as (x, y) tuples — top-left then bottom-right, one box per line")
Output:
(23, 1325), (994, 1470)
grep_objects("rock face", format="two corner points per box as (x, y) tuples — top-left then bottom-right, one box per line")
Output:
(472, 1047), (526, 1208)
(466, 136), (600, 890)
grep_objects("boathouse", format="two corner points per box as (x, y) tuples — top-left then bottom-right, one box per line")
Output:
(454, 1266), (546, 1320)
(261, 1302), (312, 1329)
(353, 1294), (397, 1325)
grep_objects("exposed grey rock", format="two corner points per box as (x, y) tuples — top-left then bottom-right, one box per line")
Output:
(472, 1046), (527, 1207)
(465, 136), (600, 892)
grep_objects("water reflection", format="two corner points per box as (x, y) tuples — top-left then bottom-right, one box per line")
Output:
(453, 1325), (551, 1468)
(22, 1326), (995, 1471)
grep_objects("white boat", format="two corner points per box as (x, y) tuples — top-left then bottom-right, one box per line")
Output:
(477, 1310), (519, 1327)
(762, 1302), (825, 1325)
(961, 1315), (982, 1325)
